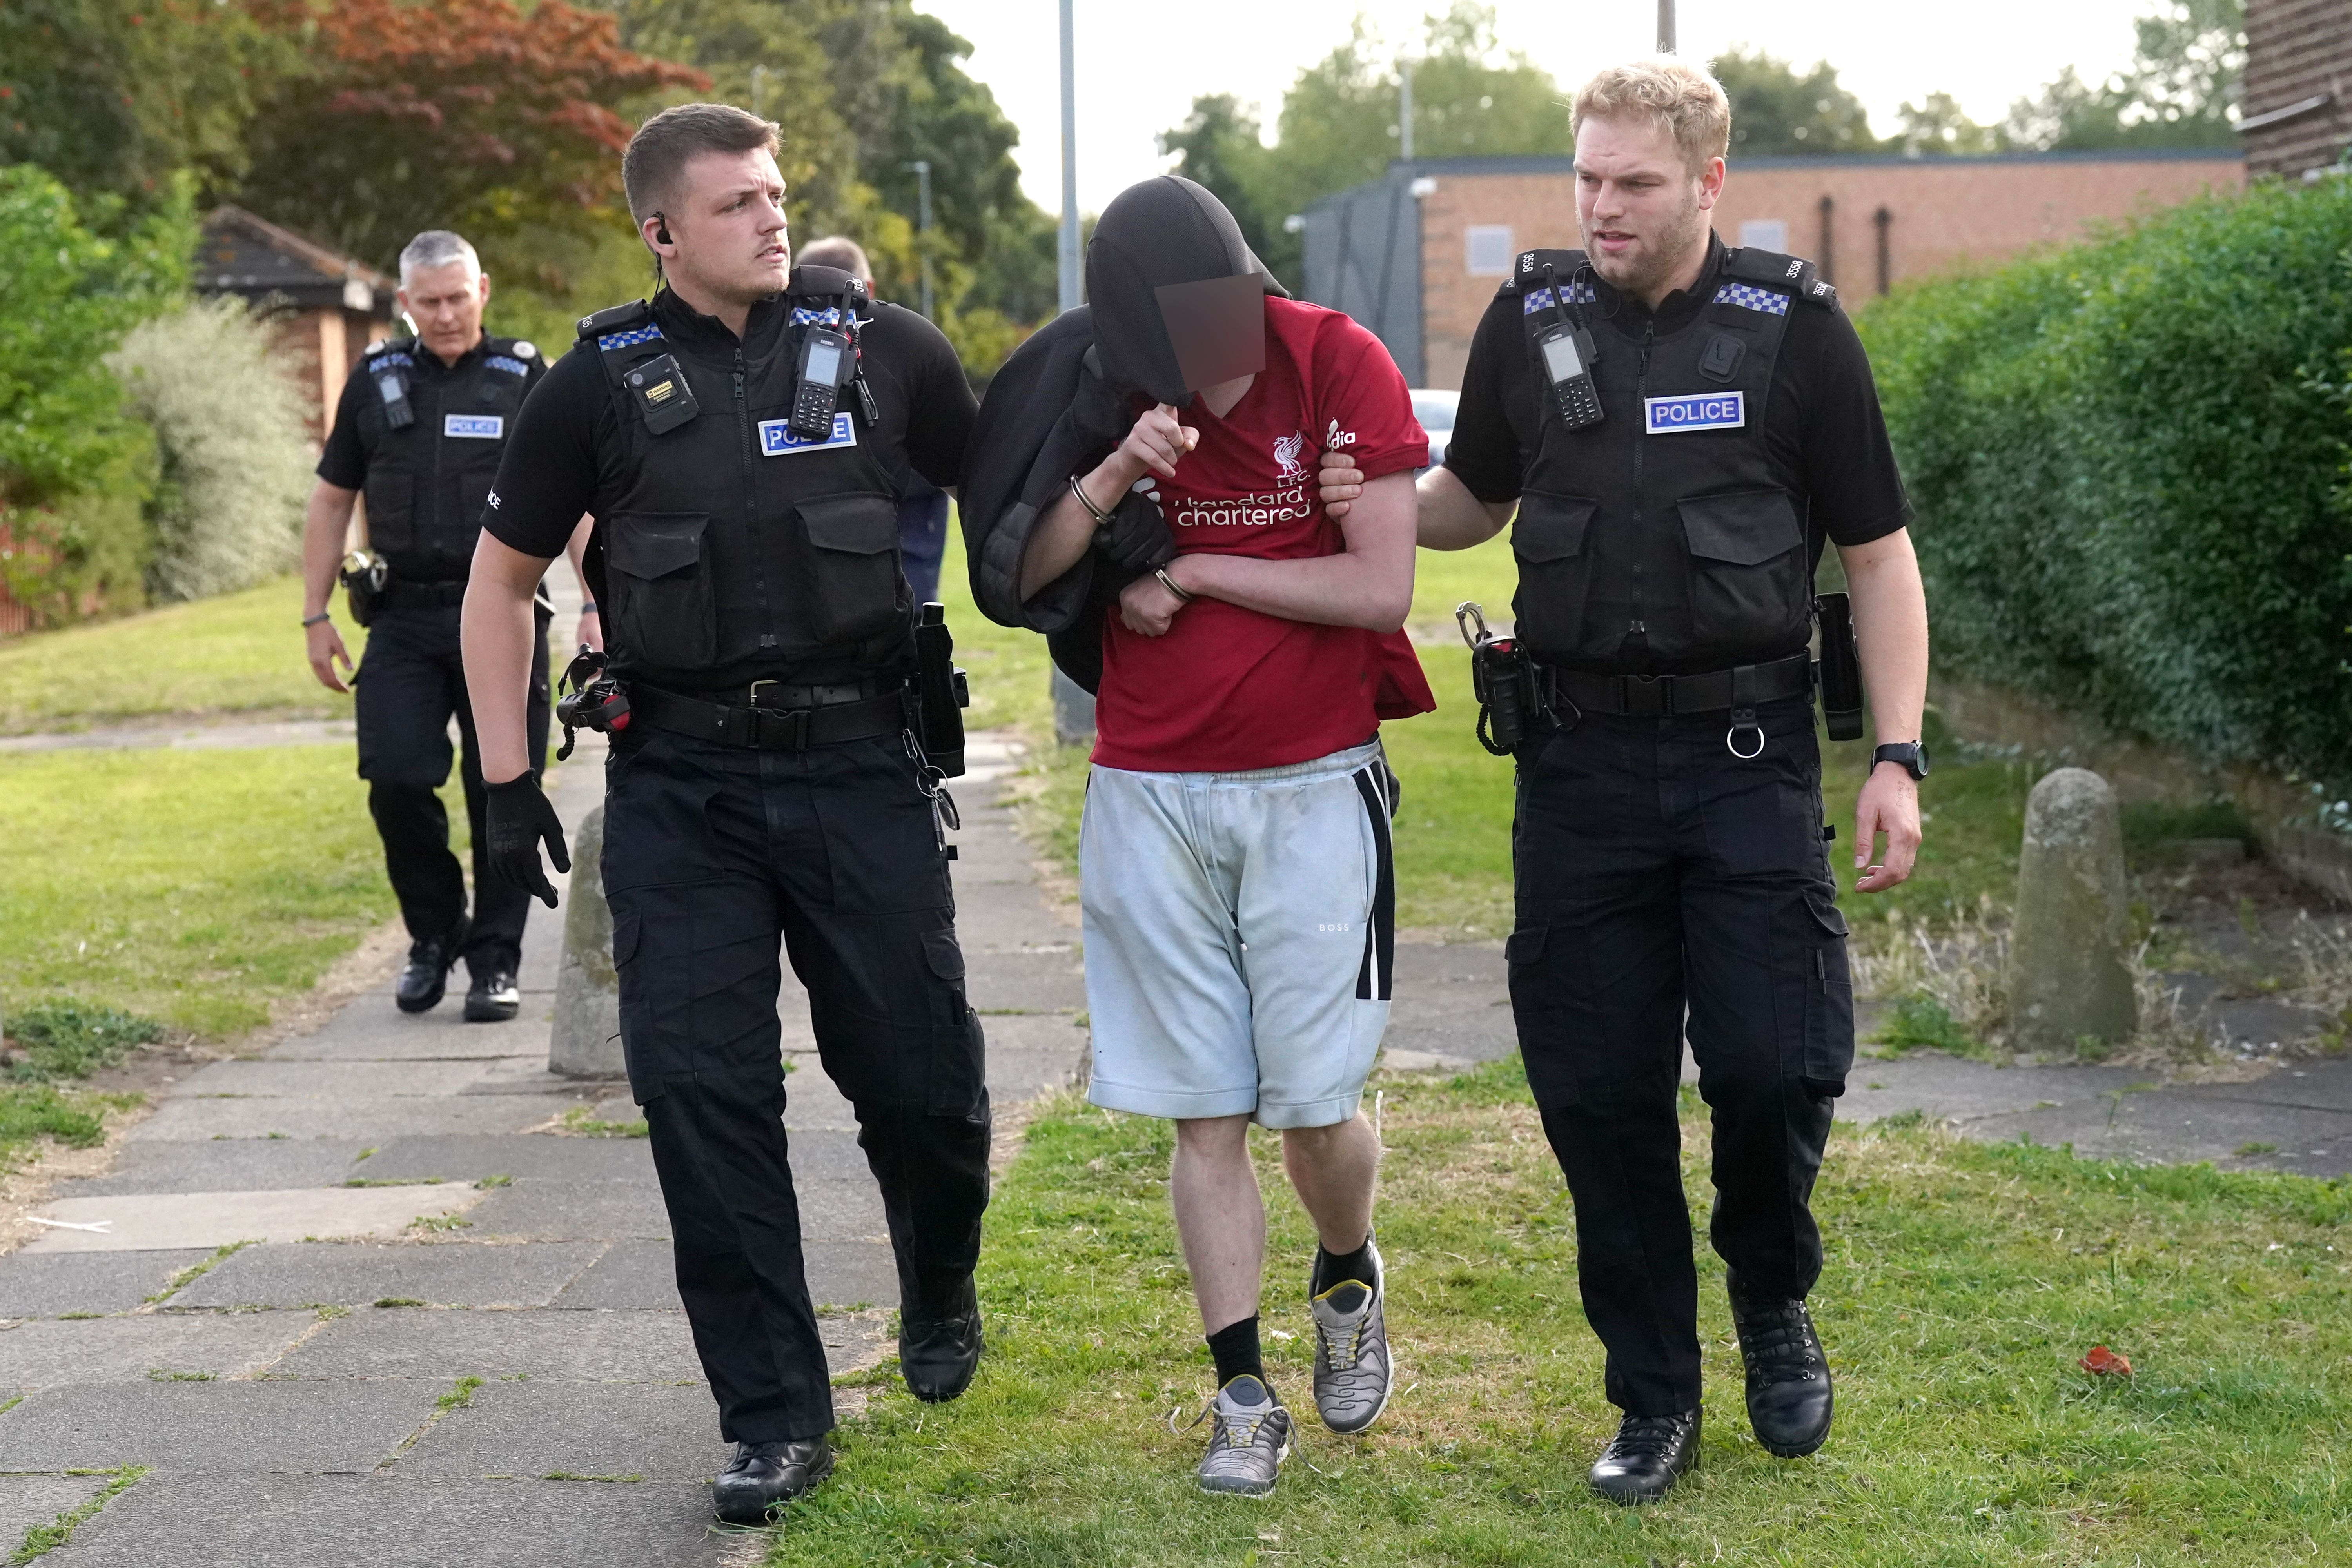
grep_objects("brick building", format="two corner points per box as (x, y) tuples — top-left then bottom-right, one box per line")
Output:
(2241, 0), (2352, 180)
(195, 205), (399, 445)
(1303, 148), (2243, 389)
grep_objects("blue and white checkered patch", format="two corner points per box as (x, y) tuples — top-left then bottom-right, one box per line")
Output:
(790, 306), (851, 328)
(596, 323), (664, 352)
(369, 351), (413, 370)
(1713, 283), (1791, 316)
(1521, 282), (1597, 314)
(485, 355), (530, 376)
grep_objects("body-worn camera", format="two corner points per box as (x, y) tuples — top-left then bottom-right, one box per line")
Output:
(339, 550), (389, 627)
(373, 364), (414, 430)
(791, 326), (856, 438)
(625, 352), (700, 435)
(554, 648), (631, 760)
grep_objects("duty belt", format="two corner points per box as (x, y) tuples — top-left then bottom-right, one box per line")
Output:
(1537, 652), (1813, 717)
(378, 579), (469, 611)
(628, 683), (908, 751)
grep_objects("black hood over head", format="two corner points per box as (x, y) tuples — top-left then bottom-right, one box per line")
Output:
(1085, 175), (1289, 407)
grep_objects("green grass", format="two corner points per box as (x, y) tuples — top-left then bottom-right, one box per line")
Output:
(11, 1466), (147, 1564)
(0, 746), (413, 1036)
(768, 1060), (2352, 1566)
(0, 576), (348, 734)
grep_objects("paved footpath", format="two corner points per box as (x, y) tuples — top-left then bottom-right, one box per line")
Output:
(0, 733), (1086, 1565)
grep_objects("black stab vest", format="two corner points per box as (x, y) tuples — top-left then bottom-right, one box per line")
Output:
(354, 336), (537, 582)
(1505, 246), (1838, 675)
(576, 280), (908, 693)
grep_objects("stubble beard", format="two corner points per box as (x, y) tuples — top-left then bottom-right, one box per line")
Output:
(1584, 186), (1709, 301)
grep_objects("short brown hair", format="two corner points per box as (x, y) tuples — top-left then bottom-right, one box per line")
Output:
(622, 102), (779, 223)
(794, 235), (870, 280)
(1572, 59), (1732, 175)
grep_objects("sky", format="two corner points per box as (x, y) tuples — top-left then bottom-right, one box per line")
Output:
(913, 0), (2158, 214)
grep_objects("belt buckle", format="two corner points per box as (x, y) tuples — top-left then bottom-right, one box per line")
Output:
(751, 705), (809, 749)
(748, 678), (780, 709)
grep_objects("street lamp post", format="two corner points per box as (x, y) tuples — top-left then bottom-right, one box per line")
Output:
(1051, 0), (1095, 743)
(902, 158), (935, 321)
(1657, 0), (1675, 53)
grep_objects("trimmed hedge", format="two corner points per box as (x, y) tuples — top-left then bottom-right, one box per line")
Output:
(1857, 180), (2352, 778)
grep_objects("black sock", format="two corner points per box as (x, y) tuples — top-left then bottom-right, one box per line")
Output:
(1313, 1234), (1378, 1294)
(1205, 1314), (1264, 1389)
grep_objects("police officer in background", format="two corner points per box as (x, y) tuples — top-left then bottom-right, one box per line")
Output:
(792, 233), (954, 602)
(1323, 59), (1929, 1502)
(458, 104), (986, 1525)
(300, 230), (598, 1022)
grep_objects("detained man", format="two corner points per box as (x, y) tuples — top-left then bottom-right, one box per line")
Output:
(960, 176), (1434, 1497)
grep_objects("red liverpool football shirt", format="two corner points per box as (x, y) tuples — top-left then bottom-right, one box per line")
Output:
(1092, 296), (1432, 773)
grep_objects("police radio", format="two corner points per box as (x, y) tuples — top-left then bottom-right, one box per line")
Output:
(1536, 263), (1602, 432)
(791, 325), (855, 439)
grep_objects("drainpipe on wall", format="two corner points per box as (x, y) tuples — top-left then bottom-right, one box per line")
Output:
(1817, 194), (1835, 285)
(1874, 206), (1893, 296)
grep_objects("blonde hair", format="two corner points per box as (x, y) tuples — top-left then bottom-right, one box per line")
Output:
(1572, 58), (1732, 175)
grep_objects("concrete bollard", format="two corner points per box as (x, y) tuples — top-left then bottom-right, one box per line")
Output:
(2009, 767), (2138, 1057)
(549, 805), (625, 1078)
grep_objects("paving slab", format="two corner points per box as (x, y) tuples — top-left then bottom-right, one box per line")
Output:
(395, 1379), (724, 1481)
(177, 1058), (502, 1098)
(0, 1310), (313, 1387)
(271, 1305), (704, 1382)
(0, 1473), (113, 1540)
(172, 1241), (606, 1310)
(465, 1180), (673, 1241)
(1840, 1054), (2153, 1125)
(67, 1138), (373, 1198)
(0, 1251), (212, 1319)
(129, 1094), (591, 1143)
(1387, 942), (1517, 1064)
(58, 1473), (730, 1568)
(2190, 1059), (2352, 1113)
(358, 1134), (655, 1183)
(550, 1236), (897, 1312)
(22, 1186), (485, 1254)
(0, 1378), (441, 1473)
(1973, 1090), (2352, 1169)
(964, 948), (1088, 1014)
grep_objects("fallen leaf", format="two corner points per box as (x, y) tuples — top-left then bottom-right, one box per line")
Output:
(2079, 1345), (2132, 1376)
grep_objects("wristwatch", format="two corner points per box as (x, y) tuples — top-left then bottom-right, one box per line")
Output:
(1872, 741), (1931, 781)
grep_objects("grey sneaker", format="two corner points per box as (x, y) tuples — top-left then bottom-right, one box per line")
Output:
(1310, 1253), (1392, 1434)
(1194, 1375), (1294, 1497)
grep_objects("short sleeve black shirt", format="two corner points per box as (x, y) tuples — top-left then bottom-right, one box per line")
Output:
(1444, 236), (1912, 554)
(316, 334), (548, 490)
(484, 291), (976, 560)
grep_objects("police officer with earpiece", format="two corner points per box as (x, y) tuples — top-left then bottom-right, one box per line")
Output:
(1324, 59), (1930, 1503)
(300, 229), (598, 1024)
(458, 103), (986, 1526)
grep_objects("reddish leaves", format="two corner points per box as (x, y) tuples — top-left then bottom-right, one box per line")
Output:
(2078, 1345), (2132, 1376)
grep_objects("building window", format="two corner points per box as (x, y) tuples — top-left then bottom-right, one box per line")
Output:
(1464, 225), (1514, 276)
(1737, 218), (1789, 252)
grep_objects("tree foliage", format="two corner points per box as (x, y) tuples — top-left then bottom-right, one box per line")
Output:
(1710, 49), (1877, 156)
(2006, 0), (2243, 151)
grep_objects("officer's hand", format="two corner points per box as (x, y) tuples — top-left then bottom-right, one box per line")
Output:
(1853, 763), (1922, 894)
(483, 773), (571, 909)
(1117, 565), (1187, 637)
(306, 618), (354, 695)
(1319, 448), (1366, 520)
(1119, 403), (1197, 481)
(576, 606), (604, 653)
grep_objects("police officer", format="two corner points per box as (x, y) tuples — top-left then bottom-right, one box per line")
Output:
(457, 104), (987, 1525)
(1323, 60), (1929, 1502)
(301, 230), (598, 1022)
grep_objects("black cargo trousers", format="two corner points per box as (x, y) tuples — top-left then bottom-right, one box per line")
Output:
(601, 723), (991, 1444)
(354, 602), (552, 975)
(1506, 691), (1854, 1417)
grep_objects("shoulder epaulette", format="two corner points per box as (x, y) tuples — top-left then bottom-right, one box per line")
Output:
(1509, 249), (1597, 316)
(575, 299), (660, 352)
(1721, 248), (1838, 311)
(362, 337), (416, 367)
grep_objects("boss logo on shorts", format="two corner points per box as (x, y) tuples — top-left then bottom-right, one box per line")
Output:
(757, 412), (857, 456)
(443, 414), (505, 439)
(1642, 392), (1745, 435)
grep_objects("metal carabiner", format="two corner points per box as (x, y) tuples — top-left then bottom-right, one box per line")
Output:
(1725, 708), (1766, 760)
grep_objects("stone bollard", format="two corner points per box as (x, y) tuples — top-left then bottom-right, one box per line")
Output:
(2009, 767), (2138, 1056)
(549, 805), (625, 1078)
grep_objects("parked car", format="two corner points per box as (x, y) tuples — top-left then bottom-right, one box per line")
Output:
(1410, 388), (1458, 471)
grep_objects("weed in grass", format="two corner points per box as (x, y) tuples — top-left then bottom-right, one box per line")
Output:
(409, 1213), (472, 1233)
(0, 1086), (109, 1163)
(437, 1376), (484, 1412)
(374, 1298), (426, 1308)
(315, 1305), (349, 1321)
(4, 998), (162, 1080)
(475, 1173), (512, 1189)
(558, 1105), (648, 1138)
(10, 1464), (146, 1564)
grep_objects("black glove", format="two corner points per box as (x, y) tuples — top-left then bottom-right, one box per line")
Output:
(483, 773), (570, 909)
(1096, 490), (1175, 572)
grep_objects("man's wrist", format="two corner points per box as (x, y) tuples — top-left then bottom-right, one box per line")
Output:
(301, 611), (331, 628)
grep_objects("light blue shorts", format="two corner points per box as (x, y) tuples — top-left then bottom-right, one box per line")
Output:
(1080, 740), (1396, 1129)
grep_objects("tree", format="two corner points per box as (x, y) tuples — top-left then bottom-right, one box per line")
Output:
(1710, 49), (1878, 156)
(1160, 95), (1279, 266)
(2005, 0), (2243, 150)
(235, 0), (705, 281)
(1895, 91), (2007, 157)
(0, 0), (293, 218)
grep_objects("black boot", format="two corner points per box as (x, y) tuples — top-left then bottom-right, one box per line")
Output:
(899, 1274), (984, 1403)
(1588, 1408), (1700, 1504)
(711, 1437), (833, 1524)
(463, 969), (520, 1023)
(1729, 1273), (1834, 1458)
(394, 922), (466, 1014)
